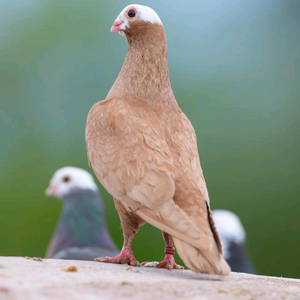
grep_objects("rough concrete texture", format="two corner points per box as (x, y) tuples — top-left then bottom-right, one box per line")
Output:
(0, 256), (299, 300)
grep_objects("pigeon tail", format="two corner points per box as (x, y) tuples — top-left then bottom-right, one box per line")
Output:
(135, 201), (230, 275)
(173, 238), (230, 275)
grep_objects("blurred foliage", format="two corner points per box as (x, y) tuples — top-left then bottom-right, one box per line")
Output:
(0, 0), (299, 278)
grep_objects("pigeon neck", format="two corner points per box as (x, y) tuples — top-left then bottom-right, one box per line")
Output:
(107, 24), (178, 111)
(48, 189), (116, 256)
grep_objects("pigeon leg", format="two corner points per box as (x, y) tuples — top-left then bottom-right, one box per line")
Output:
(95, 199), (143, 266)
(142, 232), (184, 270)
(95, 234), (139, 265)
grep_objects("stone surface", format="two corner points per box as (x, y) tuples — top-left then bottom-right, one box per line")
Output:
(0, 256), (299, 300)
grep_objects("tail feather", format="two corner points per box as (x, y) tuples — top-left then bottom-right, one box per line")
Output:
(135, 200), (231, 275)
(206, 201), (223, 254)
(174, 237), (230, 275)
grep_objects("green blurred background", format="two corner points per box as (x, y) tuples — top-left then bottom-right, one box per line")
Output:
(0, 0), (299, 278)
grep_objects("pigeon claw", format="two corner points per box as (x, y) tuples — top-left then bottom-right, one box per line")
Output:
(94, 246), (140, 266)
(142, 255), (184, 270)
(94, 256), (139, 266)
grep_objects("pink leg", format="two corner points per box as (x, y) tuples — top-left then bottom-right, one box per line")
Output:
(95, 234), (139, 266)
(142, 232), (184, 270)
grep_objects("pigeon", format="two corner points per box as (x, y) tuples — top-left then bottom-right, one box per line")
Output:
(86, 4), (230, 275)
(45, 166), (119, 260)
(213, 210), (256, 274)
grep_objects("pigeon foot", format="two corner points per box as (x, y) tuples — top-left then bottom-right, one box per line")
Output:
(95, 246), (139, 266)
(142, 254), (184, 270)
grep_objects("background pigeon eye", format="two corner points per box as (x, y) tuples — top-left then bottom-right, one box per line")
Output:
(128, 10), (136, 18)
(62, 176), (70, 183)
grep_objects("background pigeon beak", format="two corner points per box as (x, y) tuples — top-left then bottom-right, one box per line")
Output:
(45, 185), (56, 196)
(110, 20), (124, 33)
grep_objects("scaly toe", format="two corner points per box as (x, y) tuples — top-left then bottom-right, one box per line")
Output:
(141, 260), (183, 270)
(94, 256), (121, 263)
(157, 261), (173, 270)
(94, 256), (109, 262)
(94, 256), (140, 266)
(172, 263), (184, 270)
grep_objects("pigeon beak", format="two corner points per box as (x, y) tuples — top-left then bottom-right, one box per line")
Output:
(110, 20), (124, 33)
(45, 185), (56, 197)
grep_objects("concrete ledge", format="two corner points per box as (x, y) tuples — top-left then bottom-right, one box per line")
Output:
(0, 257), (299, 300)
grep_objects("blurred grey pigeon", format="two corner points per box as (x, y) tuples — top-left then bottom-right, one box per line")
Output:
(45, 166), (119, 260)
(213, 210), (256, 274)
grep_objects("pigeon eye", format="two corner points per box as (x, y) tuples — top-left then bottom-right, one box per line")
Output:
(62, 176), (70, 183)
(128, 9), (136, 18)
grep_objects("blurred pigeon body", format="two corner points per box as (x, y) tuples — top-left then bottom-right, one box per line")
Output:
(213, 210), (256, 274)
(45, 167), (118, 260)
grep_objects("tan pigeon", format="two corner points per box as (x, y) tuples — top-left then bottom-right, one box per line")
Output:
(86, 4), (230, 275)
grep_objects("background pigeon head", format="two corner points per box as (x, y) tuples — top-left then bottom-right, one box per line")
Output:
(45, 166), (98, 200)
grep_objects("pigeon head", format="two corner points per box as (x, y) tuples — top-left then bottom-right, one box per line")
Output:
(111, 4), (163, 37)
(45, 166), (98, 199)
